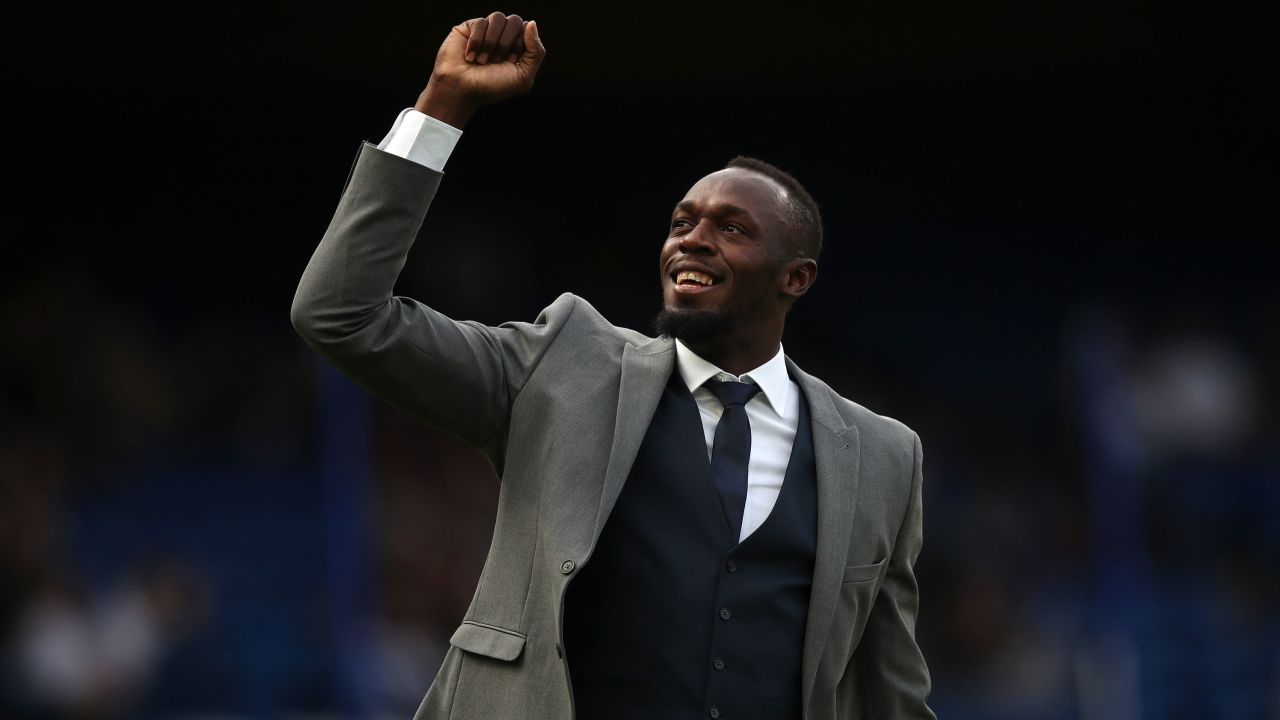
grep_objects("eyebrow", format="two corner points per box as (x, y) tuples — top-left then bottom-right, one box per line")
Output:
(674, 200), (755, 220)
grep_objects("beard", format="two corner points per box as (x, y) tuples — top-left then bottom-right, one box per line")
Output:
(652, 306), (737, 342)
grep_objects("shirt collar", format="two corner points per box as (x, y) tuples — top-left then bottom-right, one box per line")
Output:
(674, 339), (790, 415)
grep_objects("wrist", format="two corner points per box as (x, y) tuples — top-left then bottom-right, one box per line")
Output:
(414, 81), (477, 129)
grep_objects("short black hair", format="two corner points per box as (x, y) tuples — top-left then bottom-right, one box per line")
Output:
(724, 156), (823, 260)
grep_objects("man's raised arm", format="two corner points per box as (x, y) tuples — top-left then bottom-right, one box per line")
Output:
(411, 13), (544, 129)
(290, 13), (553, 450)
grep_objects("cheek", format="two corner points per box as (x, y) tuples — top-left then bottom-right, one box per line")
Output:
(659, 241), (688, 271)
(659, 240), (678, 264)
(732, 254), (778, 286)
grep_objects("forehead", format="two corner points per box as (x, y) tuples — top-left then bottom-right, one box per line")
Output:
(677, 168), (790, 225)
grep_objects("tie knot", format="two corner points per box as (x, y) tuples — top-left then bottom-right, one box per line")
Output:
(707, 379), (760, 409)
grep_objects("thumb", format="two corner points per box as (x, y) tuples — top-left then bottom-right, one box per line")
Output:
(522, 20), (546, 66)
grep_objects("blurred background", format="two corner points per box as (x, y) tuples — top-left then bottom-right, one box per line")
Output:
(3, 1), (1276, 718)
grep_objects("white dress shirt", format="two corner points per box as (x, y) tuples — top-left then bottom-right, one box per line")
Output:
(377, 108), (461, 172)
(379, 111), (803, 542)
(674, 341), (801, 542)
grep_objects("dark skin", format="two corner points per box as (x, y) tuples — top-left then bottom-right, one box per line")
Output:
(415, 12), (545, 127)
(416, 13), (818, 375)
(662, 170), (818, 373)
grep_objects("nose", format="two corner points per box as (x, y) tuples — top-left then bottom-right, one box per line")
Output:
(677, 219), (717, 255)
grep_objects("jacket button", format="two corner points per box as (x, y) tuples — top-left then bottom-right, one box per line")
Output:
(713, 657), (725, 671)
(709, 707), (720, 718)
(719, 607), (731, 620)
(726, 560), (737, 573)
(561, 560), (576, 574)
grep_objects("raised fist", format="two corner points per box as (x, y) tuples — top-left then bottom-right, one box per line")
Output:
(415, 12), (546, 126)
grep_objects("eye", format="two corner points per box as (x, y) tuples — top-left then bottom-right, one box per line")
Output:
(671, 218), (692, 232)
(723, 223), (745, 234)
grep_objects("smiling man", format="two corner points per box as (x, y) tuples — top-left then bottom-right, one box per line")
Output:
(656, 162), (820, 376)
(292, 11), (934, 720)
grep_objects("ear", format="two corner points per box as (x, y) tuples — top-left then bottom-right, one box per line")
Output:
(779, 257), (818, 300)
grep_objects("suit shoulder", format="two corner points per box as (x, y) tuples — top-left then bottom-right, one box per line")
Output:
(535, 293), (653, 347)
(545, 292), (655, 345)
(820, 381), (919, 456)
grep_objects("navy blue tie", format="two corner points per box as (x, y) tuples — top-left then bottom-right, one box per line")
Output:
(706, 380), (760, 542)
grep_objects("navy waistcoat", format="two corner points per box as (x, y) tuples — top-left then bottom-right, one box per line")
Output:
(564, 370), (817, 720)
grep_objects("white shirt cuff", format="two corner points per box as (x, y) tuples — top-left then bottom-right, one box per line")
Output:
(377, 108), (463, 172)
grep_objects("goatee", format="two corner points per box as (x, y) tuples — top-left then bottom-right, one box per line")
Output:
(652, 306), (736, 341)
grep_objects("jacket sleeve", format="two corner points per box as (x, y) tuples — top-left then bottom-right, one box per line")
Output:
(853, 431), (936, 718)
(290, 142), (574, 450)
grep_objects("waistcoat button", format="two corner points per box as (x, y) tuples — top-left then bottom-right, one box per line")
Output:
(713, 657), (725, 671)
(719, 607), (731, 620)
(709, 707), (720, 718)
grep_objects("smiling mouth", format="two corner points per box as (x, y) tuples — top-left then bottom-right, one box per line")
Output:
(671, 270), (722, 290)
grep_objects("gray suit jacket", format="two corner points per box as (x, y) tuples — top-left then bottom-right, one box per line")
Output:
(291, 143), (935, 720)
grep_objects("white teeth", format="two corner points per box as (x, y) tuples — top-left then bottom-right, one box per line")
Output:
(676, 271), (715, 286)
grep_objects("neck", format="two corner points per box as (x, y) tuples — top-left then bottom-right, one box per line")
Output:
(681, 325), (783, 376)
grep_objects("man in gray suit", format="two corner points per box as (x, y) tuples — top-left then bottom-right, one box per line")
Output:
(292, 11), (935, 720)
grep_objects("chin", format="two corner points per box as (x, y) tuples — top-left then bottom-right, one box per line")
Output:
(664, 289), (722, 311)
(652, 305), (735, 341)
(666, 297), (713, 312)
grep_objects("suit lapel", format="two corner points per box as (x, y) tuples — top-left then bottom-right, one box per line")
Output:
(788, 359), (861, 712)
(588, 336), (675, 550)
(585, 344), (861, 707)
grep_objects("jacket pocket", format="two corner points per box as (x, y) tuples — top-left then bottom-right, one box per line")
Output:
(449, 620), (527, 661)
(841, 557), (886, 583)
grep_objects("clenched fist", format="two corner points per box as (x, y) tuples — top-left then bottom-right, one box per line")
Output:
(415, 12), (547, 128)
